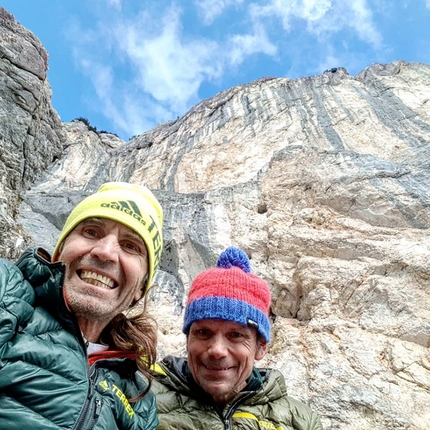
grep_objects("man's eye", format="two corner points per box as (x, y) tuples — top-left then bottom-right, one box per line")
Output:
(82, 228), (99, 238)
(229, 332), (244, 339)
(121, 242), (141, 254)
(194, 329), (211, 338)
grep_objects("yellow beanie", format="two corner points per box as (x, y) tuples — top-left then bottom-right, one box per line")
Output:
(52, 182), (163, 293)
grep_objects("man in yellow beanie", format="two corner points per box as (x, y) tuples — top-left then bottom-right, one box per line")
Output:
(0, 182), (163, 430)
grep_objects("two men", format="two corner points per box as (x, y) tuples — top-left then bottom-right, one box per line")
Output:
(0, 182), (163, 429)
(1, 181), (322, 429)
(151, 246), (323, 429)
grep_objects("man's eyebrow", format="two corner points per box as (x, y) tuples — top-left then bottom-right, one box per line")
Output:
(124, 231), (149, 256)
(124, 229), (144, 243)
(80, 217), (147, 247)
(120, 226), (148, 250)
(80, 217), (104, 226)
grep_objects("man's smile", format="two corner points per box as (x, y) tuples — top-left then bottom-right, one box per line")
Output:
(78, 270), (117, 289)
(203, 363), (234, 372)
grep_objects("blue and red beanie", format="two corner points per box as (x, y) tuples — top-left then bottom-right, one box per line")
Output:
(182, 247), (271, 343)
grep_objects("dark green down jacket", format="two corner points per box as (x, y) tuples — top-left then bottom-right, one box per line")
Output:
(0, 248), (158, 429)
(151, 356), (323, 430)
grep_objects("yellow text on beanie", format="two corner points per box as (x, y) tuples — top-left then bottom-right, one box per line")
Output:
(52, 182), (163, 292)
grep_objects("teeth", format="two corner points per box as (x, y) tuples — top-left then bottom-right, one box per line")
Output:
(80, 270), (115, 289)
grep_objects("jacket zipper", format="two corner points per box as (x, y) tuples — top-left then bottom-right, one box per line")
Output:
(86, 364), (103, 430)
(222, 391), (255, 430)
(74, 383), (95, 429)
(73, 363), (102, 429)
(73, 380), (103, 429)
(88, 399), (102, 430)
(223, 417), (231, 430)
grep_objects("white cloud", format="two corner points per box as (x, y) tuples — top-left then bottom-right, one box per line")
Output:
(70, 5), (227, 136)
(78, 58), (174, 136)
(229, 23), (278, 66)
(116, 6), (223, 112)
(249, 0), (331, 30)
(348, 0), (382, 47)
(250, 0), (382, 48)
(107, 0), (122, 9)
(68, 0), (385, 138)
(195, 0), (244, 24)
(426, 0), (430, 10)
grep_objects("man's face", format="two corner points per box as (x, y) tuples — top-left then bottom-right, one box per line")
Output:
(187, 319), (268, 406)
(56, 217), (148, 334)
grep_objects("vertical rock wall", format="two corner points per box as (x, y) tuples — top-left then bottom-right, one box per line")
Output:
(0, 7), (64, 258)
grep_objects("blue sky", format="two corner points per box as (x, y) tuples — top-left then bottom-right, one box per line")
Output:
(2, 0), (430, 140)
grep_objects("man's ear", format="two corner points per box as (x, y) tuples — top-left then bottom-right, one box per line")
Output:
(255, 338), (268, 361)
(133, 285), (145, 303)
(52, 242), (64, 262)
(132, 274), (148, 303)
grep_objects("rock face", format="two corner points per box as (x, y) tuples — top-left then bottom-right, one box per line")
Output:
(0, 7), (65, 259)
(1, 7), (429, 430)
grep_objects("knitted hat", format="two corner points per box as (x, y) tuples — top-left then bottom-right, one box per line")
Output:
(183, 247), (271, 343)
(52, 182), (163, 293)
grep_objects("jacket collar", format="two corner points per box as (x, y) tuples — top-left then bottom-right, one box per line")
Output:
(159, 355), (264, 403)
(16, 247), (81, 339)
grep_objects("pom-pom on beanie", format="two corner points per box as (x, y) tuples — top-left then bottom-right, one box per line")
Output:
(183, 247), (271, 343)
(52, 182), (163, 293)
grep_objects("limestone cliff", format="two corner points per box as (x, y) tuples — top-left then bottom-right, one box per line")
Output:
(0, 7), (65, 258)
(1, 6), (429, 430)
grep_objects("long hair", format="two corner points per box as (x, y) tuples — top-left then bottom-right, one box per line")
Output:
(104, 291), (158, 402)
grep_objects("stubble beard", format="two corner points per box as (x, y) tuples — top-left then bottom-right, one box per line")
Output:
(63, 256), (124, 322)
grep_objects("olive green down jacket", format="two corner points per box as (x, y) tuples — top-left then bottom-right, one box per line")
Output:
(0, 248), (158, 429)
(151, 356), (323, 430)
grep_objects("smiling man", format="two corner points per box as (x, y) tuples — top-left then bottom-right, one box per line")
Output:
(0, 182), (163, 429)
(151, 247), (323, 430)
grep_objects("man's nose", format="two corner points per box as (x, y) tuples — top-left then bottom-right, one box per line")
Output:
(90, 235), (120, 263)
(207, 335), (228, 358)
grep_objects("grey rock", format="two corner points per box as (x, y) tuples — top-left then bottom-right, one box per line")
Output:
(0, 6), (65, 258)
